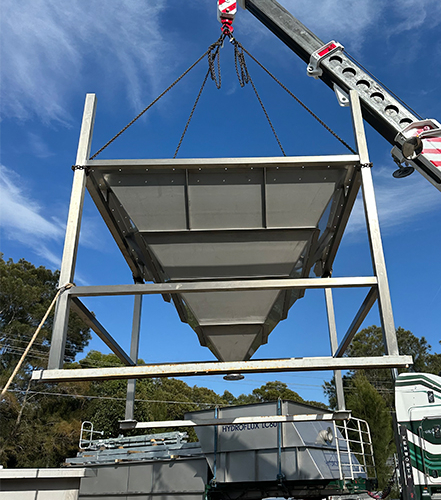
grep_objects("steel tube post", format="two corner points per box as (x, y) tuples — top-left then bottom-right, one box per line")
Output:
(125, 295), (143, 421)
(48, 94), (97, 369)
(349, 90), (399, 357)
(324, 289), (345, 410)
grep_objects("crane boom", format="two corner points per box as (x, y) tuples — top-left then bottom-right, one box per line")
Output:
(236, 0), (441, 191)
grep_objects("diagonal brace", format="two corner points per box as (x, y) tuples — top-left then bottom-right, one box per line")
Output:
(71, 297), (134, 366)
(334, 286), (378, 358)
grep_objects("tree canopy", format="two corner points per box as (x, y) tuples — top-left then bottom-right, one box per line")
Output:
(0, 255), (92, 467)
(1, 350), (328, 468)
(324, 324), (441, 488)
(0, 255), (91, 380)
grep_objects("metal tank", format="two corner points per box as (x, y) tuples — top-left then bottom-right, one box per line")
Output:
(185, 400), (372, 487)
(64, 401), (375, 499)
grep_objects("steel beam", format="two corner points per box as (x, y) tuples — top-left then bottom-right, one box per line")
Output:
(86, 174), (143, 280)
(31, 355), (412, 383)
(125, 295), (143, 421)
(350, 91), (398, 356)
(322, 169), (361, 276)
(69, 277), (378, 298)
(324, 289), (345, 411)
(70, 298), (134, 366)
(120, 411), (352, 430)
(86, 155), (360, 170)
(334, 287), (378, 358)
(48, 94), (97, 369)
(244, 0), (417, 144)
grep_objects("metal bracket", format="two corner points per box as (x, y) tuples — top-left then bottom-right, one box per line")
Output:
(307, 41), (344, 79)
(333, 83), (350, 107)
(393, 119), (441, 157)
(72, 164), (90, 175)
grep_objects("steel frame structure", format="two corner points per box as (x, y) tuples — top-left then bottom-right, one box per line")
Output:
(33, 91), (411, 415)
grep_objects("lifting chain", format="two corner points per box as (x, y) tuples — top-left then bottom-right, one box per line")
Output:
(175, 33), (286, 158)
(88, 36), (225, 160)
(174, 35), (227, 158)
(208, 34), (227, 89)
(90, 32), (356, 160)
(231, 37), (286, 155)
(236, 41), (357, 155)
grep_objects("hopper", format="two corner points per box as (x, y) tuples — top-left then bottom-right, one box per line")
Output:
(86, 156), (358, 361)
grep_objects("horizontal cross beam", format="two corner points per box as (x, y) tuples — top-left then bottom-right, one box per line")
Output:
(85, 154), (360, 170)
(69, 277), (378, 298)
(32, 355), (412, 383)
(120, 411), (351, 430)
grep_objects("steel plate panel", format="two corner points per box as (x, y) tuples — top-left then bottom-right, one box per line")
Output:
(188, 169), (263, 229)
(108, 171), (187, 231)
(182, 291), (279, 324)
(142, 230), (314, 280)
(266, 168), (345, 228)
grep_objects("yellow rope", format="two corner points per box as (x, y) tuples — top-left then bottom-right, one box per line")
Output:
(1, 283), (75, 397)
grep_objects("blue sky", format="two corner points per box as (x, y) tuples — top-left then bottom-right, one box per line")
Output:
(1, 0), (441, 404)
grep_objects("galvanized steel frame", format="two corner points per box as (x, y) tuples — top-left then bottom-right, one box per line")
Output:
(33, 355), (412, 382)
(40, 91), (407, 385)
(120, 411), (352, 430)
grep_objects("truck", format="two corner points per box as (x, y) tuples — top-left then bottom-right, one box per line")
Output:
(395, 373), (441, 500)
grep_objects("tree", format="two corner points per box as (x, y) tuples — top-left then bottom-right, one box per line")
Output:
(324, 325), (441, 488)
(346, 325), (441, 406)
(73, 351), (227, 438)
(347, 325), (441, 375)
(345, 373), (394, 488)
(0, 255), (91, 468)
(232, 380), (327, 409)
(0, 255), (91, 380)
(324, 325), (441, 410)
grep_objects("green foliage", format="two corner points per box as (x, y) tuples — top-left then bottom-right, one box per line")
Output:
(345, 373), (394, 488)
(238, 380), (304, 403)
(325, 325), (441, 409)
(0, 255), (91, 467)
(0, 255), (91, 378)
(348, 325), (441, 375)
(0, 383), (86, 467)
(324, 325), (441, 488)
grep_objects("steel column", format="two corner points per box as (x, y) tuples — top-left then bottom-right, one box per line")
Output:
(324, 289), (345, 410)
(125, 295), (143, 421)
(48, 94), (97, 369)
(349, 91), (399, 356)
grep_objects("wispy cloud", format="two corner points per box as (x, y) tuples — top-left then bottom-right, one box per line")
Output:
(388, 0), (441, 34)
(0, 165), (65, 266)
(239, 0), (441, 53)
(1, 0), (171, 124)
(346, 166), (441, 235)
(28, 133), (55, 159)
(0, 165), (107, 274)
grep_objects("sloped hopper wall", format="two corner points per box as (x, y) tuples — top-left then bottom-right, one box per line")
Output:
(94, 160), (349, 361)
